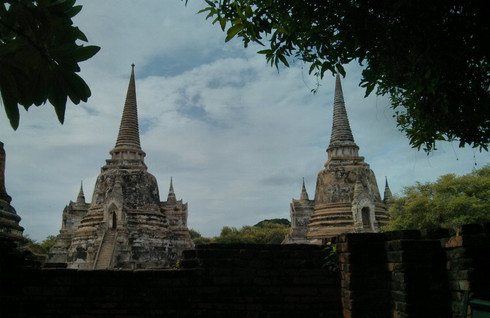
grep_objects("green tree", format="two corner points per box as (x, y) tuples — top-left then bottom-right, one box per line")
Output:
(189, 228), (214, 245)
(22, 234), (46, 255)
(41, 235), (57, 252)
(22, 234), (38, 245)
(217, 222), (289, 244)
(194, 0), (489, 152)
(385, 165), (490, 232)
(189, 228), (202, 240)
(192, 220), (290, 245)
(0, 0), (99, 129)
(254, 218), (290, 227)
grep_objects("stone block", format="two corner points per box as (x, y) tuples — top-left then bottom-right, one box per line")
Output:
(386, 239), (441, 252)
(282, 287), (319, 296)
(179, 259), (199, 269)
(420, 228), (450, 239)
(182, 249), (196, 259)
(446, 258), (474, 271)
(337, 241), (386, 253)
(445, 247), (466, 259)
(448, 280), (471, 291)
(336, 232), (386, 244)
(483, 223), (490, 234)
(445, 234), (490, 248)
(448, 269), (475, 281)
(460, 224), (484, 235)
(385, 230), (421, 241)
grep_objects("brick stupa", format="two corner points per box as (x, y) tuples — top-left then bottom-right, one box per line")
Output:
(284, 74), (389, 244)
(46, 66), (194, 269)
(0, 142), (24, 241)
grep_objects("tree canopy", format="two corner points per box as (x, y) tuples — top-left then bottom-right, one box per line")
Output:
(196, 0), (490, 152)
(254, 218), (290, 227)
(41, 235), (57, 252)
(384, 165), (490, 232)
(0, 0), (99, 129)
(191, 219), (290, 245)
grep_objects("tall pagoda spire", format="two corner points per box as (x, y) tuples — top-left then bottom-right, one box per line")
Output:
(383, 177), (392, 204)
(108, 65), (146, 168)
(167, 177), (176, 203)
(300, 178), (309, 201)
(115, 64), (141, 150)
(326, 73), (359, 160)
(76, 181), (86, 205)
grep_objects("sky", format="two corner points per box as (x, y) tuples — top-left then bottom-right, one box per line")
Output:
(1, 1), (488, 242)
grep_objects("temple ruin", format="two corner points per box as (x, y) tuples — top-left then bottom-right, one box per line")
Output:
(283, 74), (391, 244)
(0, 142), (24, 241)
(46, 66), (194, 269)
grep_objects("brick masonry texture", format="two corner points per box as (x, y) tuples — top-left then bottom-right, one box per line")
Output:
(1, 244), (342, 318)
(1, 225), (489, 317)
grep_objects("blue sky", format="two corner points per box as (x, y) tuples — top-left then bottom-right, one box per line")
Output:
(0, 1), (488, 242)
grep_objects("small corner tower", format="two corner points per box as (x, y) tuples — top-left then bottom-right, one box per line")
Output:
(47, 181), (90, 263)
(383, 177), (393, 205)
(306, 74), (389, 241)
(161, 177), (193, 253)
(282, 178), (315, 244)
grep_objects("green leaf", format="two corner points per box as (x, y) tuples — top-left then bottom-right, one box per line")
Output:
(71, 45), (100, 62)
(320, 62), (330, 78)
(66, 5), (82, 18)
(336, 64), (346, 77)
(198, 7), (213, 15)
(277, 53), (289, 67)
(65, 72), (91, 103)
(225, 23), (244, 42)
(204, 0), (216, 8)
(364, 83), (376, 97)
(257, 49), (272, 55)
(308, 62), (318, 75)
(74, 26), (88, 42)
(2, 92), (20, 130)
(219, 15), (226, 30)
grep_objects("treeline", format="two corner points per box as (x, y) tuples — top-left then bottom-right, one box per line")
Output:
(190, 219), (290, 245)
(385, 165), (490, 232)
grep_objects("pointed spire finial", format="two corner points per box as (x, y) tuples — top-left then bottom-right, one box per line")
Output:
(300, 177), (309, 201)
(107, 65), (147, 168)
(114, 65), (141, 150)
(383, 176), (392, 204)
(325, 72), (360, 160)
(167, 177), (176, 203)
(76, 181), (86, 205)
(0, 141), (12, 203)
(328, 73), (357, 148)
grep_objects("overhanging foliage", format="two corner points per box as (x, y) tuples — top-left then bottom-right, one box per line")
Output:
(0, 0), (99, 129)
(194, 0), (490, 152)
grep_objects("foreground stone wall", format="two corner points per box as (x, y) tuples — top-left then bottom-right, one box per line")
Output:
(1, 226), (488, 317)
(335, 224), (490, 318)
(1, 244), (341, 318)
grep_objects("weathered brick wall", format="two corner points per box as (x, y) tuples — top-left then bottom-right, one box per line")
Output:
(444, 224), (490, 318)
(335, 233), (390, 318)
(334, 226), (489, 318)
(0, 244), (342, 318)
(385, 230), (451, 318)
(1, 227), (488, 318)
(182, 244), (342, 317)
